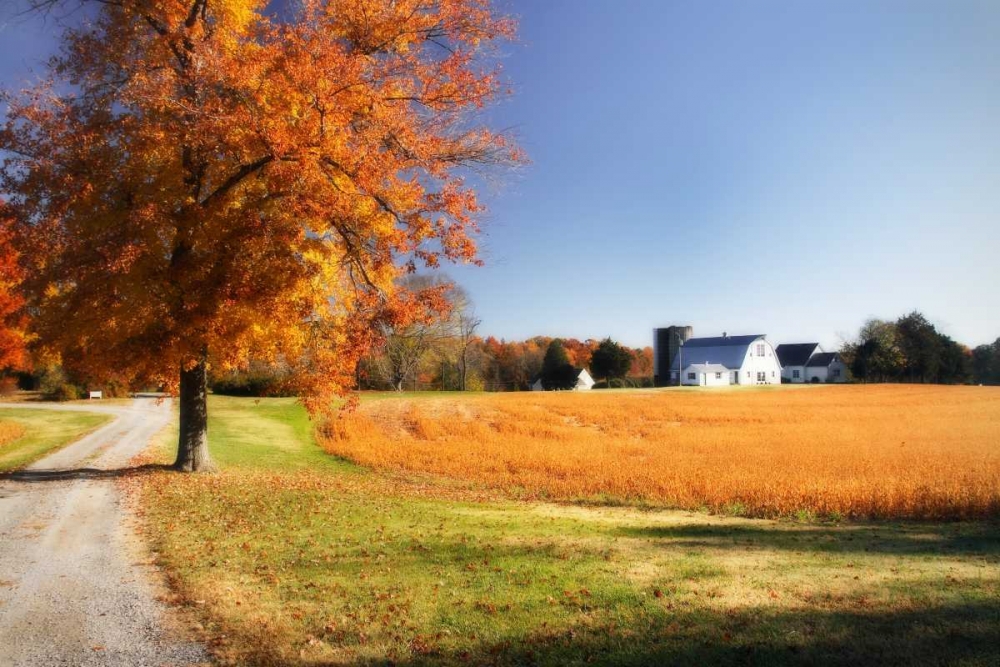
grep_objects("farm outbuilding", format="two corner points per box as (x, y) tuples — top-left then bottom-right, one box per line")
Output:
(530, 368), (595, 392)
(669, 333), (782, 386)
(805, 352), (848, 383)
(776, 343), (848, 383)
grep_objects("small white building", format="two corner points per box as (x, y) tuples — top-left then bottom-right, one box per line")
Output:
(670, 334), (782, 386)
(776, 343), (848, 383)
(775, 343), (822, 383)
(530, 368), (595, 391)
(804, 352), (848, 383)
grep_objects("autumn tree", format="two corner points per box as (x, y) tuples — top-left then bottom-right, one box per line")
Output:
(2, 0), (520, 470)
(629, 346), (654, 378)
(0, 204), (27, 371)
(590, 337), (632, 387)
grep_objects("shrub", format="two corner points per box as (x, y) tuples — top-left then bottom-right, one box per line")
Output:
(210, 363), (295, 397)
(38, 366), (83, 401)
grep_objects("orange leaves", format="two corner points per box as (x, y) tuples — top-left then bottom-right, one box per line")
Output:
(2, 0), (522, 405)
(0, 206), (27, 371)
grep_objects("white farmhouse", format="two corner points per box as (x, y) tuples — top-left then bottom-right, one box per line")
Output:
(775, 343), (821, 383)
(804, 352), (848, 383)
(669, 334), (781, 386)
(776, 343), (848, 383)
(530, 368), (595, 391)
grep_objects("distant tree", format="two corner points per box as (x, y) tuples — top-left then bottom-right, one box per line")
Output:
(540, 339), (578, 390)
(590, 338), (633, 387)
(629, 347), (655, 378)
(896, 312), (943, 383)
(450, 285), (482, 392)
(563, 338), (598, 370)
(373, 275), (454, 392)
(844, 313), (972, 384)
(971, 339), (1000, 385)
(842, 319), (903, 382)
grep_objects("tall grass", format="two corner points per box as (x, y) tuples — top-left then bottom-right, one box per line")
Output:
(320, 385), (1000, 519)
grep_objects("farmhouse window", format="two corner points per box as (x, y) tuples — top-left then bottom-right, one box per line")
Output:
(687, 372), (696, 380)
(793, 369), (800, 379)
(715, 372), (722, 379)
(756, 344), (765, 357)
(832, 369), (841, 378)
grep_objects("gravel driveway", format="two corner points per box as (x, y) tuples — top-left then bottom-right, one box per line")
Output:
(0, 398), (208, 666)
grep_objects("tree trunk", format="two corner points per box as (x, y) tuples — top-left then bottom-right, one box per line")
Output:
(174, 355), (215, 472)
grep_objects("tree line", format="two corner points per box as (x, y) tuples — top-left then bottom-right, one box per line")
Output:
(354, 276), (653, 392)
(841, 311), (997, 385)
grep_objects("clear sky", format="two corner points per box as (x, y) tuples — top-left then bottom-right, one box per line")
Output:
(2, 1), (998, 349)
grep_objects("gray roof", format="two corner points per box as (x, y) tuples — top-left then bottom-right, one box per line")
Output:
(671, 334), (765, 371)
(776, 343), (820, 367)
(683, 334), (765, 348)
(806, 352), (839, 368)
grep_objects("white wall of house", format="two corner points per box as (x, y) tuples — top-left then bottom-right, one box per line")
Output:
(783, 365), (808, 383)
(806, 359), (848, 383)
(681, 367), (732, 386)
(805, 366), (829, 383)
(828, 358), (848, 383)
(736, 338), (782, 385)
(575, 369), (595, 391)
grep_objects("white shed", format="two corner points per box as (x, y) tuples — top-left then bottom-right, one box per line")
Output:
(530, 368), (595, 391)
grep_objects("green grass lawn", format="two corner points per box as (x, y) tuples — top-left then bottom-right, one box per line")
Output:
(138, 395), (1000, 666)
(0, 408), (113, 472)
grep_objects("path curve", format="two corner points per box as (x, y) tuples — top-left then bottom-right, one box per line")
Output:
(0, 398), (208, 666)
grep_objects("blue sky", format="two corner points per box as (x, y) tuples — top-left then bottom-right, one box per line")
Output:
(2, 1), (998, 349)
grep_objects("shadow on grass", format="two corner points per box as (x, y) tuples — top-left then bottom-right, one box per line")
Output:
(615, 521), (1000, 557)
(0, 463), (174, 482)
(361, 599), (1000, 667)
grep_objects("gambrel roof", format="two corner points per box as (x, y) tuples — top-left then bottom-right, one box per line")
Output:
(671, 334), (767, 371)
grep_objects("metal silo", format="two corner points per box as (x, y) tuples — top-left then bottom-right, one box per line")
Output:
(653, 326), (693, 386)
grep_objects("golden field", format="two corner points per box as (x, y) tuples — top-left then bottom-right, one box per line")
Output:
(320, 385), (1000, 519)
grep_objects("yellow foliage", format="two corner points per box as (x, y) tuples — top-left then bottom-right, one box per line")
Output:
(320, 386), (1000, 519)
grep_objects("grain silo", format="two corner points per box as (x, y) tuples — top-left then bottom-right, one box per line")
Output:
(653, 326), (693, 386)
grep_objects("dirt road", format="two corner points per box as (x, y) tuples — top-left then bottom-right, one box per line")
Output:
(0, 398), (207, 666)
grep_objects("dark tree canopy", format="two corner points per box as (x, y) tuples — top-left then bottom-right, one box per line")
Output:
(590, 337), (632, 385)
(540, 339), (578, 390)
(841, 312), (972, 384)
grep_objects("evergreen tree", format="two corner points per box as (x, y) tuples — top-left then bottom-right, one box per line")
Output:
(590, 338), (633, 387)
(541, 339), (578, 390)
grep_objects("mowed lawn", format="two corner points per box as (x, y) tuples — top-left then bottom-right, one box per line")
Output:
(0, 407), (112, 472)
(323, 385), (1000, 519)
(134, 392), (1000, 666)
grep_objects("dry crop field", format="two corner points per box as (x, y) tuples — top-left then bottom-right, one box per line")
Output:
(321, 385), (1000, 519)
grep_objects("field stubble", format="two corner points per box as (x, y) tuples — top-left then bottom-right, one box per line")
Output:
(320, 385), (1000, 519)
